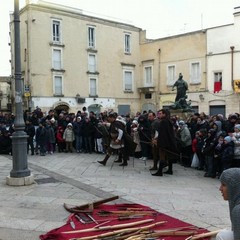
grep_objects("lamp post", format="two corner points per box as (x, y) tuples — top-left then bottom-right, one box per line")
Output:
(6, 0), (34, 186)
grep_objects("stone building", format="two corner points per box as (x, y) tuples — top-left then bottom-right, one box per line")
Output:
(9, 1), (240, 117)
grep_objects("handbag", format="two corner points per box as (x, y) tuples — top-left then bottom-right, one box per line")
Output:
(191, 153), (199, 168)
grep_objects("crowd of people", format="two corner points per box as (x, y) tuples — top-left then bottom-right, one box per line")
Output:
(0, 107), (239, 177)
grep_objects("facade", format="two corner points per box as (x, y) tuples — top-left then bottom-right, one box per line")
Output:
(139, 30), (207, 113)
(0, 77), (12, 112)
(10, 1), (142, 115)
(9, 1), (240, 117)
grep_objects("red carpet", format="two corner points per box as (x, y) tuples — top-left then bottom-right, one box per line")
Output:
(40, 203), (208, 240)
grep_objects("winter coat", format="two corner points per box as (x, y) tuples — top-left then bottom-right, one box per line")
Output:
(36, 126), (47, 145)
(221, 141), (234, 169)
(63, 127), (75, 142)
(73, 121), (83, 137)
(232, 132), (240, 159)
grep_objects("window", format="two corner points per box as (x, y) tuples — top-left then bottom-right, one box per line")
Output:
(124, 71), (133, 91)
(190, 62), (201, 84)
(167, 65), (176, 85)
(52, 20), (61, 43)
(54, 76), (63, 95)
(214, 72), (222, 93)
(88, 54), (96, 72)
(88, 26), (96, 48)
(144, 66), (153, 86)
(90, 78), (97, 96)
(124, 34), (131, 53)
(53, 49), (62, 70)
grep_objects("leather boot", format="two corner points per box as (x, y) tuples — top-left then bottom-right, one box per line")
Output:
(98, 154), (110, 166)
(164, 161), (173, 175)
(151, 161), (165, 176)
(119, 157), (128, 166)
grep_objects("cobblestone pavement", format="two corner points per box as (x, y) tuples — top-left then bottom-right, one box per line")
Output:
(0, 152), (230, 239)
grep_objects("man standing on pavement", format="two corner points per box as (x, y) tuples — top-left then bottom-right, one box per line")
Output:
(151, 109), (178, 176)
(98, 112), (128, 166)
(148, 111), (160, 170)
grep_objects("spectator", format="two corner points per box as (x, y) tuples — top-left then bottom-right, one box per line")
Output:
(63, 123), (75, 153)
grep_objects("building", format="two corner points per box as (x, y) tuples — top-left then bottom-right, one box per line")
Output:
(10, 1), (142, 115)
(9, 1), (240, 117)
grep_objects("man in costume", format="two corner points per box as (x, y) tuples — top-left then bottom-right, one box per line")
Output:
(151, 109), (178, 176)
(97, 112), (129, 166)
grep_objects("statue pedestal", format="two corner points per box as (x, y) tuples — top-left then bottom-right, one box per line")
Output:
(169, 109), (192, 121)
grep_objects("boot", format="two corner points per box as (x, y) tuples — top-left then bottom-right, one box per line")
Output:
(98, 154), (110, 166)
(119, 157), (128, 166)
(164, 162), (173, 175)
(151, 161), (165, 176)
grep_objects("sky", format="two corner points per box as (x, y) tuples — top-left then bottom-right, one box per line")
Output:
(0, 0), (238, 76)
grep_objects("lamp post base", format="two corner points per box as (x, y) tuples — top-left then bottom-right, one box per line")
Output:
(6, 174), (34, 186)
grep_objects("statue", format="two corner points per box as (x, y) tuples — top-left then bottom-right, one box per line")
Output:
(170, 74), (192, 112)
(172, 73), (188, 102)
(169, 95), (193, 112)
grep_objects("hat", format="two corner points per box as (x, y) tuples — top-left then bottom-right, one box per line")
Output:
(224, 136), (232, 143)
(67, 123), (73, 127)
(132, 120), (138, 125)
(179, 120), (185, 125)
(234, 124), (240, 130)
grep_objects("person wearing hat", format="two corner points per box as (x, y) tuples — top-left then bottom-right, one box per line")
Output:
(177, 120), (192, 168)
(216, 168), (240, 240)
(232, 124), (240, 167)
(63, 123), (75, 153)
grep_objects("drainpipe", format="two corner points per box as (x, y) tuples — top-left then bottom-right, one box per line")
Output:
(230, 46), (235, 90)
(156, 48), (161, 110)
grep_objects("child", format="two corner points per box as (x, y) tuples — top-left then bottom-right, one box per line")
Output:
(56, 126), (65, 153)
(63, 123), (75, 153)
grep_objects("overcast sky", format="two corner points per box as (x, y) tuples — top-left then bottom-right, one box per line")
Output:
(0, 0), (238, 76)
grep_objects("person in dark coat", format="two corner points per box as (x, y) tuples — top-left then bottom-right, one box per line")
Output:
(35, 122), (47, 156)
(0, 130), (12, 155)
(151, 109), (178, 176)
(82, 117), (95, 154)
(24, 119), (35, 155)
(137, 114), (151, 161)
(221, 136), (234, 171)
(73, 116), (84, 153)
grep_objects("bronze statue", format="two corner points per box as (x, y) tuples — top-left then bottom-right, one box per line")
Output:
(170, 74), (192, 111)
(172, 73), (188, 102)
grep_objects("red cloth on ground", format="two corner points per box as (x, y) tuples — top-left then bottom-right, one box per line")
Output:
(40, 203), (208, 240)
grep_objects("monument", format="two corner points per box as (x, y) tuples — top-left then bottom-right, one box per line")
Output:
(169, 73), (193, 119)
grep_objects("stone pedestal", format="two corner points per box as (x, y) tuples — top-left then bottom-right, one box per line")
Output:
(169, 109), (192, 120)
(6, 174), (34, 186)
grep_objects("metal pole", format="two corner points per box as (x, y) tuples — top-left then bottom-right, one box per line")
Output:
(10, 0), (30, 178)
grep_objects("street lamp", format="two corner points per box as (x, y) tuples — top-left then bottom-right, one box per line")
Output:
(6, 0), (34, 186)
